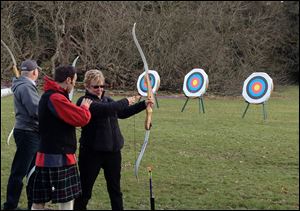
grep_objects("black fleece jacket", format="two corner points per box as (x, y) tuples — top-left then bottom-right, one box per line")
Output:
(76, 91), (147, 152)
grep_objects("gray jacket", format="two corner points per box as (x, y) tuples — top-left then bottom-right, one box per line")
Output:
(11, 76), (40, 132)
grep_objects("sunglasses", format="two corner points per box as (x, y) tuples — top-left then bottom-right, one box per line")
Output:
(91, 85), (105, 89)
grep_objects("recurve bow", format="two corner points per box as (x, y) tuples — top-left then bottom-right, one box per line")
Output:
(132, 23), (154, 179)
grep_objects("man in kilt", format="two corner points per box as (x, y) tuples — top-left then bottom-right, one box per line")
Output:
(31, 65), (92, 210)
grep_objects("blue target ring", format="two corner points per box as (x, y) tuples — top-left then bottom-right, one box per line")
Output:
(186, 73), (204, 93)
(139, 73), (156, 93)
(246, 76), (268, 99)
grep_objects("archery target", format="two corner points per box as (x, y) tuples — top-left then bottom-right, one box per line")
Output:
(183, 68), (209, 97)
(242, 72), (273, 104)
(137, 70), (160, 97)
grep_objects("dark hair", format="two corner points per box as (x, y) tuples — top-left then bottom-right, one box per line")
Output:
(54, 65), (76, 82)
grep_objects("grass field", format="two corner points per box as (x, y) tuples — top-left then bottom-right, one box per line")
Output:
(1, 86), (299, 210)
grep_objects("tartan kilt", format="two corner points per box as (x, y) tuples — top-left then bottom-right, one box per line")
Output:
(32, 165), (82, 203)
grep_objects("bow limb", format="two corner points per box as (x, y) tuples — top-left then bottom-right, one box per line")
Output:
(1, 39), (20, 78)
(132, 23), (149, 73)
(72, 55), (80, 67)
(134, 130), (151, 179)
(69, 56), (80, 100)
(1, 40), (20, 146)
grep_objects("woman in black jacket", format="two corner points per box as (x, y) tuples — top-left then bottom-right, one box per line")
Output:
(74, 69), (154, 210)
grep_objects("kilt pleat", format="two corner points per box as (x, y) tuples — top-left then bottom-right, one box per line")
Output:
(32, 165), (82, 203)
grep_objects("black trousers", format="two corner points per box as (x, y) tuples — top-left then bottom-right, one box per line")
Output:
(3, 129), (39, 210)
(74, 146), (123, 210)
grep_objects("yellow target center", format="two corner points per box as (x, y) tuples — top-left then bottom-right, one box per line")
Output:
(254, 84), (261, 91)
(192, 80), (198, 86)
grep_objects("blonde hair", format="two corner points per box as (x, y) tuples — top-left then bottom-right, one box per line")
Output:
(83, 69), (105, 87)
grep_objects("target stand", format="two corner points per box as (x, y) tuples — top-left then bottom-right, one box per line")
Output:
(241, 101), (267, 120)
(181, 68), (209, 113)
(241, 72), (273, 120)
(181, 96), (205, 113)
(137, 70), (160, 109)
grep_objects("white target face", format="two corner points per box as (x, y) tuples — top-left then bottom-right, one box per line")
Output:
(242, 72), (273, 104)
(183, 68), (209, 97)
(137, 70), (160, 97)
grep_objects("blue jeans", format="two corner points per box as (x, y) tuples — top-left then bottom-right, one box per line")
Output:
(3, 129), (40, 210)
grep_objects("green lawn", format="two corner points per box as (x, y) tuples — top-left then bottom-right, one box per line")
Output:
(1, 86), (299, 210)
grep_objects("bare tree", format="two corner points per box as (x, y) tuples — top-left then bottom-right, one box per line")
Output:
(1, 1), (298, 94)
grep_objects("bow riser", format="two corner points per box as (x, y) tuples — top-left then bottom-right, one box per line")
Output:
(144, 73), (153, 130)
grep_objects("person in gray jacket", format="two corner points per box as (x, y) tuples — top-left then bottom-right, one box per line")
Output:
(3, 59), (41, 210)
